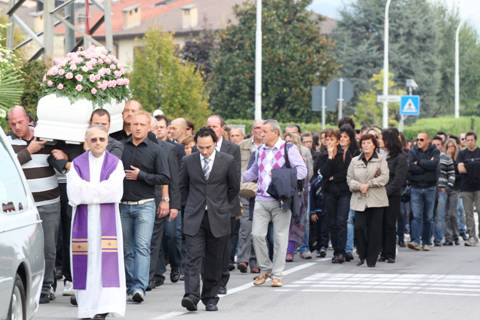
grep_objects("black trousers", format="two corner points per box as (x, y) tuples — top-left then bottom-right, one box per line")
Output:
(309, 212), (330, 251)
(219, 217), (238, 289)
(57, 182), (72, 282)
(382, 196), (400, 259)
(184, 213), (228, 305)
(325, 192), (350, 255)
(149, 215), (166, 283)
(355, 207), (384, 266)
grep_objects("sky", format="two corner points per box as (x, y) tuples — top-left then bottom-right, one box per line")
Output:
(309, 0), (480, 32)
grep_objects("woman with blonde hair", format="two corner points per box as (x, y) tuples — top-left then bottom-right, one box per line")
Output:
(444, 138), (461, 245)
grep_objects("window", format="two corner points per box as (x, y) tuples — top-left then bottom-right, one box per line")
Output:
(0, 140), (27, 215)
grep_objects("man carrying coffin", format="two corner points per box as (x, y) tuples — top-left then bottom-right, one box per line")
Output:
(66, 125), (126, 319)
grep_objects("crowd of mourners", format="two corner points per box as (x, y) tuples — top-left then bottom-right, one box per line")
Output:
(5, 101), (480, 318)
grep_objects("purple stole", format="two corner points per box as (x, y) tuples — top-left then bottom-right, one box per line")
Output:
(71, 151), (120, 290)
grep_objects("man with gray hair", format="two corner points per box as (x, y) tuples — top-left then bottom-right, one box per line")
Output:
(243, 119), (307, 287)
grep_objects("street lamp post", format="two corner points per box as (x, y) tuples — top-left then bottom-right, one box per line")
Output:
(382, 0), (392, 129)
(254, 0), (262, 121)
(455, 20), (463, 119)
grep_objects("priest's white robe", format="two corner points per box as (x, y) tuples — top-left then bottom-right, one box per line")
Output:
(67, 152), (126, 318)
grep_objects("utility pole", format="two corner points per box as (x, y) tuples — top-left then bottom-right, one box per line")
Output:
(382, 0), (392, 129)
(254, 0), (262, 121)
(455, 20), (463, 118)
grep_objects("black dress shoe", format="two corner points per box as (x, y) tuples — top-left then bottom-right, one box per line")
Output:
(228, 263), (235, 271)
(70, 296), (78, 306)
(217, 286), (227, 295)
(356, 259), (365, 266)
(444, 241), (454, 246)
(146, 279), (156, 291)
(387, 258), (395, 263)
(93, 313), (108, 319)
(154, 275), (165, 287)
(170, 270), (180, 283)
(398, 241), (406, 248)
(345, 252), (354, 262)
(205, 303), (218, 312)
(39, 293), (50, 304)
(378, 256), (387, 262)
(181, 296), (197, 311)
(367, 263), (376, 268)
(332, 254), (345, 264)
(318, 248), (327, 258)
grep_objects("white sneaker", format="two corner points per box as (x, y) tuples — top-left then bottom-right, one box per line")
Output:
(63, 281), (74, 296)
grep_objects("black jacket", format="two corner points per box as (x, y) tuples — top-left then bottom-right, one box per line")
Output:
(180, 151), (240, 238)
(386, 152), (407, 197)
(407, 144), (440, 188)
(316, 146), (357, 196)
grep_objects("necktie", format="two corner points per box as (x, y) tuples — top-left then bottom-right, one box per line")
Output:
(203, 157), (211, 180)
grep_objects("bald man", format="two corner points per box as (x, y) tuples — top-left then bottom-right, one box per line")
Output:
(7, 106), (63, 304)
(110, 99), (142, 142)
(169, 118), (190, 144)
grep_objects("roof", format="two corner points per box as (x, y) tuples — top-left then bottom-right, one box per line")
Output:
(53, 0), (336, 39)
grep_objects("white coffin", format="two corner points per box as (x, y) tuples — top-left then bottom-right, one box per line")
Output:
(35, 94), (124, 143)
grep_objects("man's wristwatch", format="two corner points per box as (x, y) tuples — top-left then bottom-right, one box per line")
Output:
(161, 197), (170, 202)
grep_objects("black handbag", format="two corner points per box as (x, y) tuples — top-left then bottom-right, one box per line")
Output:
(267, 143), (298, 208)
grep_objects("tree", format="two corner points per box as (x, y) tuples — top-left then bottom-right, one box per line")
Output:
(334, 0), (442, 116)
(20, 60), (47, 119)
(209, 0), (338, 122)
(130, 29), (210, 128)
(355, 70), (405, 127)
(180, 29), (218, 81)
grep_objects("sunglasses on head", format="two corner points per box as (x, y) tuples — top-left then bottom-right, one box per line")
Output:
(90, 137), (106, 143)
(416, 138), (425, 142)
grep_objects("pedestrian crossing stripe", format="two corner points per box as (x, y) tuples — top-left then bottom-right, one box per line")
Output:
(274, 273), (480, 297)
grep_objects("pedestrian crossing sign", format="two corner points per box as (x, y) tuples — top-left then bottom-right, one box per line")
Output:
(400, 95), (420, 116)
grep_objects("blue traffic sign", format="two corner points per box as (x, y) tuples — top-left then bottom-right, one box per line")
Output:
(400, 95), (420, 116)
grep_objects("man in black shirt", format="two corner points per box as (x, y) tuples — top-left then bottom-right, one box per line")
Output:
(110, 100), (142, 142)
(120, 111), (170, 303)
(457, 131), (480, 246)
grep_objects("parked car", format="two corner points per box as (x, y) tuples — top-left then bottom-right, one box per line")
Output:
(0, 127), (44, 320)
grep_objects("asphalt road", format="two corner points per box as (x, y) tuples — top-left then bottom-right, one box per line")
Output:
(37, 244), (480, 320)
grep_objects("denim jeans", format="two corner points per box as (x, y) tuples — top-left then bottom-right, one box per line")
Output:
(120, 201), (156, 294)
(456, 197), (467, 235)
(345, 209), (355, 253)
(410, 186), (436, 245)
(434, 189), (447, 244)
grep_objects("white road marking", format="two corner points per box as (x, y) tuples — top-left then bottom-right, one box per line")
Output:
(275, 273), (480, 297)
(153, 261), (318, 319)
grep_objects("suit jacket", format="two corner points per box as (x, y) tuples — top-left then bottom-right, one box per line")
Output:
(180, 151), (240, 238)
(156, 140), (181, 210)
(219, 139), (241, 216)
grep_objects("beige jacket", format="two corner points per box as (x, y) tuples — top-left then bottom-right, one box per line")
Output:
(347, 152), (389, 212)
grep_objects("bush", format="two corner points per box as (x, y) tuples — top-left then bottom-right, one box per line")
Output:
(403, 116), (480, 140)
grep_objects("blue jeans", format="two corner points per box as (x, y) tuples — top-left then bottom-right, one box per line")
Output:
(456, 197), (466, 235)
(434, 189), (447, 244)
(120, 201), (156, 294)
(410, 186), (436, 245)
(345, 209), (355, 253)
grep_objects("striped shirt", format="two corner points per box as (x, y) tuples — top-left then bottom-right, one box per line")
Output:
(437, 152), (455, 189)
(7, 134), (60, 206)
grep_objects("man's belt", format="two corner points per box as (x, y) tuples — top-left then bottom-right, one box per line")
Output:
(121, 198), (155, 205)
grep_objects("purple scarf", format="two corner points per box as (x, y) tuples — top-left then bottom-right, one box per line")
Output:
(71, 151), (120, 290)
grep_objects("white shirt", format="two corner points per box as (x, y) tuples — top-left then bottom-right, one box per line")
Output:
(216, 137), (223, 152)
(200, 149), (216, 179)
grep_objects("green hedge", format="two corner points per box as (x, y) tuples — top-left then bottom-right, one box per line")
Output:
(403, 116), (480, 140)
(227, 117), (480, 140)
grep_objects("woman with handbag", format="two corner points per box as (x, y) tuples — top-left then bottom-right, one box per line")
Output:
(347, 134), (389, 267)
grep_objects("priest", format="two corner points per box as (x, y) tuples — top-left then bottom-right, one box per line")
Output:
(66, 125), (126, 319)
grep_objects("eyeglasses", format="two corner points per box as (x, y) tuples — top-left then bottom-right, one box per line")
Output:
(90, 137), (106, 143)
(416, 138), (425, 142)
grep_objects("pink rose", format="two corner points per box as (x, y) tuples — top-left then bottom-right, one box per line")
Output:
(70, 64), (77, 71)
(95, 74), (101, 81)
(89, 74), (97, 82)
(58, 68), (65, 76)
(47, 80), (53, 87)
(66, 72), (73, 79)
(91, 88), (97, 95)
(75, 84), (83, 92)
(57, 83), (64, 90)
(81, 66), (89, 72)
(75, 74), (83, 81)
(109, 64), (116, 70)
(114, 70), (122, 78)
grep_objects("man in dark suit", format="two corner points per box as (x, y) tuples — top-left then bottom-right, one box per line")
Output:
(180, 127), (240, 312)
(206, 115), (241, 294)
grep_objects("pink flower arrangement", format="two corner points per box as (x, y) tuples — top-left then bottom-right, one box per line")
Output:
(43, 46), (130, 106)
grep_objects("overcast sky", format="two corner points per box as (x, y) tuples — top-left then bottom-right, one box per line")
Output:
(309, 0), (480, 32)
